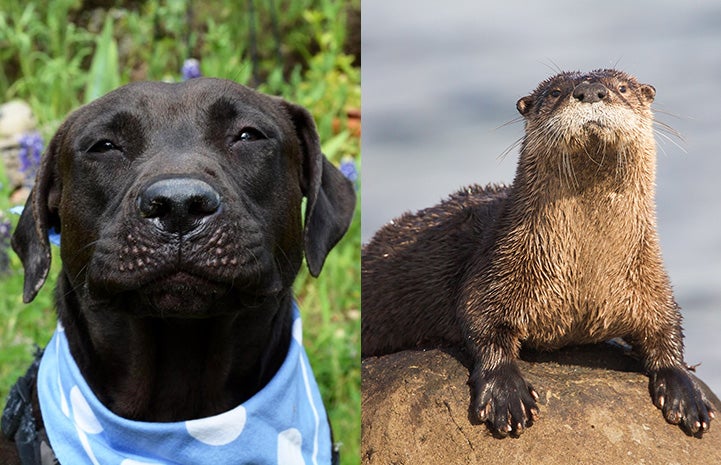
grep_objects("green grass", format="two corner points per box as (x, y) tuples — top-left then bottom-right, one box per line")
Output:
(0, 1), (360, 463)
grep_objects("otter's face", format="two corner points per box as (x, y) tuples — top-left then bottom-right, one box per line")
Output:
(516, 69), (656, 153)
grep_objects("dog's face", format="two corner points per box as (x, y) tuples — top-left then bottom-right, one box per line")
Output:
(12, 78), (356, 317)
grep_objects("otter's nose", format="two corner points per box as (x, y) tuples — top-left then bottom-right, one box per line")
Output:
(572, 82), (608, 103)
(138, 178), (221, 234)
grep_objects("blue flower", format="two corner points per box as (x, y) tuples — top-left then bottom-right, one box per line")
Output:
(181, 59), (202, 80)
(339, 157), (358, 184)
(18, 131), (44, 183)
(48, 227), (61, 247)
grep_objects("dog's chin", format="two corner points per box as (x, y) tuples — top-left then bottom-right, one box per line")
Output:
(140, 272), (229, 317)
(87, 261), (287, 317)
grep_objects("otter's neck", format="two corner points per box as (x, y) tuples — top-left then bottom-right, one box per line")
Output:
(506, 141), (660, 250)
(55, 275), (293, 422)
(513, 138), (657, 209)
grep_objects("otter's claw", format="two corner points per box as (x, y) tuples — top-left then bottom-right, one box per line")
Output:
(650, 366), (715, 435)
(472, 362), (539, 437)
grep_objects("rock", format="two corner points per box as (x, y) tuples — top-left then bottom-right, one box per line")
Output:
(0, 100), (36, 139)
(0, 100), (38, 198)
(362, 346), (721, 465)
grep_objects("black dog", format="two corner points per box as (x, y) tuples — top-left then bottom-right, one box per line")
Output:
(1, 78), (355, 464)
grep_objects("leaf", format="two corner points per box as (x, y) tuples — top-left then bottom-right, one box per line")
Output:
(320, 130), (349, 161)
(84, 15), (120, 103)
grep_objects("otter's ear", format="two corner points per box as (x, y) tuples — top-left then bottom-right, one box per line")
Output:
(516, 96), (534, 116)
(639, 84), (655, 104)
(282, 101), (356, 277)
(11, 125), (64, 303)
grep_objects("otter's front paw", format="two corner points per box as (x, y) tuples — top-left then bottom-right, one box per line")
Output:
(650, 366), (716, 435)
(471, 362), (539, 437)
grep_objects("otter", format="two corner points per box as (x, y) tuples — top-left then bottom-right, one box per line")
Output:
(361, 69), (716, 437)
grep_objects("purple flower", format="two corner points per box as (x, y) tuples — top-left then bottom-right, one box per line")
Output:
(18, 131), (44, 182)
(0, 215), (11, 274)
(181, 59), (202, 80)
(0, 217), (10, 240)
(339, 157), (358, 184)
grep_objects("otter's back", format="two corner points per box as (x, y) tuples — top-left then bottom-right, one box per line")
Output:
(361, 184), (508, 356)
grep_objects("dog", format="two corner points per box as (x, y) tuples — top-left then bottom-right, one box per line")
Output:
(0, 78), (356, 464)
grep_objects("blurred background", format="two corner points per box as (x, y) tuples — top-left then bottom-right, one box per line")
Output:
(0, 1), (360, 462)
(362, 0), (721, 394)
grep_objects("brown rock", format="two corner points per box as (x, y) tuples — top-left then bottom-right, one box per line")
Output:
(362, 346), (721, 465)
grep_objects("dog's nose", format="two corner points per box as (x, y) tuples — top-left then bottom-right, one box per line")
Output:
(138, 178), (221, 234)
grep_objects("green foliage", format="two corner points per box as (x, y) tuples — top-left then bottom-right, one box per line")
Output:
(0, 0), (94, 127)
(0, 1), (360, 463)
(0, 159), (59, 398)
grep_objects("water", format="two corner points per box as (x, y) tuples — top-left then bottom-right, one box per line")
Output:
(362, 0), (721, 394)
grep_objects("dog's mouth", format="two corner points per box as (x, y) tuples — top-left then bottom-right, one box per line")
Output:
(85, 215), (287, 317)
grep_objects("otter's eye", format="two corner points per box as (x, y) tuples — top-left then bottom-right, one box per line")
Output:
(618, 85), (628, 93)
(550, 89), (562, 98)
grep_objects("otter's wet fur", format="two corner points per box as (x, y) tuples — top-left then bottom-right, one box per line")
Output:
(361, 69), (716, 437)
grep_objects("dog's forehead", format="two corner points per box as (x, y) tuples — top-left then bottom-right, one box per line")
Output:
(76, 78), (289, 128)
(111, 78), (270, 105)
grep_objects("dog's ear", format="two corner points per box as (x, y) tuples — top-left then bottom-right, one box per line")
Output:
(282, 101), (356, 277)
(11, 125), (64, 303)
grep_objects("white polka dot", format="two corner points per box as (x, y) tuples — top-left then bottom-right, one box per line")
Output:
(57, 374), (69, 417)
(75, 425), (101, 465)
(277, 428), (305, 465)
(70, 386), (103, 434)
(292, 318), (302, 344)
(185, 405), (246, 446)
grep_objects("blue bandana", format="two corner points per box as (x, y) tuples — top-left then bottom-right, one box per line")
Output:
(37, 304), (333, 465)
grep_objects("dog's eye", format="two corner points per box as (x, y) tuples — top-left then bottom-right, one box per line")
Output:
(88, 140), (121, 153)
(234, 128), (265, 143)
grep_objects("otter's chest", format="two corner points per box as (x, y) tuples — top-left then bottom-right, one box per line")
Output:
(522, 284), (635, 350)
(514, 200), (644, 348)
